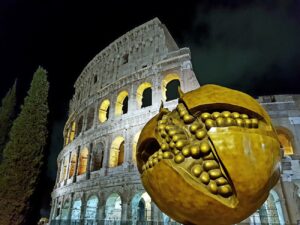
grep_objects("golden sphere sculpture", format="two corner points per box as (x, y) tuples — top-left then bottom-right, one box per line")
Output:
(136, 84), (281, 225)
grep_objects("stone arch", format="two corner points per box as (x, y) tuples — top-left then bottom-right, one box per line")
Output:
(132, 131), (141, 163)
(86, 107), (95, 130)
(68, 152), (77, 178)
(92, 142), (104, 172)
(61, 198), (71, 219)
(105, 193), (122, 222)
(161, 73), (181, 101)
(276, 126), (294, 155)
(78, 147), (89, 175)
(71, 198), (82, 220)
(69, 121), (76, 142)
(115, 90), (129, 116)
(136, 82), (152, 108)
(76, 116), (83, 137)
(109, 136), (125, 168)
(99, 99), (110, 123)
(131, 192), (151, 223)
(84, 195), (99, 220)
(259, 190), (285, 225)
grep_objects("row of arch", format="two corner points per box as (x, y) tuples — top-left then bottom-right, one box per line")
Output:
(55, 192), (155, 223)
(59, 124), (295, 183)
(53, 190), (285, 224)
(65, 74), (181, 146)
(58, 132), (141, 183)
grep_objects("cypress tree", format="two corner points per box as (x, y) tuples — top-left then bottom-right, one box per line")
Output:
(0, 67), (49, 225)
(0, 81), (17, 162)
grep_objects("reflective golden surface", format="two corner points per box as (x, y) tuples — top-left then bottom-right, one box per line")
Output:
(136, 84), (281, 225)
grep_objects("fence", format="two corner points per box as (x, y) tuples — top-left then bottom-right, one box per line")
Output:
(49, 220), (175, 225)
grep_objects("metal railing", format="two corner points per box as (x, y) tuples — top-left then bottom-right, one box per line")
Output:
(49, 220), (176, 225)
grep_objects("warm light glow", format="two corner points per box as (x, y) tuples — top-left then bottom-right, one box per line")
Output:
(69, 153), (77, 178)
(65, 129), (71, 145)
(161, 73), (180, 101)
(69, 121), (76, 142)
(132, 131), (141, 163)
(136, 82), (152, 108)
(109, 136), (125, 168)
(277, 128), (294, 155)
(115, 91), (128, 116)
(99, 99), (110, 123)
(78, 147), (89, 175)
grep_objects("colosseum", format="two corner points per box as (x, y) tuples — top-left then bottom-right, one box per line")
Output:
(50, 18), (300, 225)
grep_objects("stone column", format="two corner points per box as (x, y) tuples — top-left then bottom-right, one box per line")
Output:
(102, 138), (110, 170)
(67, 194), (74, 220)
(98, 203), (106, 224)
(128, 83), (137, 113)
(49, 198), (57, 221)
(80, 198), (86, 225)
(86, 142), (93, 180)
(65, 152), (72, 182)
(123, 129), (131, 166)
(73, 146), (81, 183)
(152, 73), (162, 109)
(127, 199), (133, 223)
(56, 161), (62, 186)
(93, 102), (99, 129)
(121, 202), (129, 223)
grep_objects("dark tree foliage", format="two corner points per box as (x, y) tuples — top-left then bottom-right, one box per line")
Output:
(0, 81), (17, 162)
(0, 67), (49, 225)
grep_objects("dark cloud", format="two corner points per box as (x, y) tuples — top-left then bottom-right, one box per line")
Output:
(185, 1), (300, 95)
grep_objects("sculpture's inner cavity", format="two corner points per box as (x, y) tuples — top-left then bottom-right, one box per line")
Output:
(141, 103), (264, 199)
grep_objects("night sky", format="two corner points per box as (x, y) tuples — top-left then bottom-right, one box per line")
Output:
(0, 0), (300, 218)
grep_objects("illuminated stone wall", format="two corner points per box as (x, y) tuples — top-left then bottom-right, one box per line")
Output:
(50, 18), (198, 224)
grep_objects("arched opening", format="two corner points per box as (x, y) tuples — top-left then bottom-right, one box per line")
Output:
(54, 201), (61, 219)
(105, 193), (122, 223)
(92, 143), (104, 172)
(61, 200), (70, 220)
(86, 108), (95, 130)
(138, 200), (145, 221)
(276, 127), (294, 155)
(68, 153), (77, 178)
(137, 82), (152, 108)
(99, 99), (110, 123)
(132, 131), (141, 163)
(76, 116), (83, 137)
(131, 192), (152, 224)
(71, 199), (82, 220)
(115, 91), (129, 116)
(78, 147), (89, 175)
(84, 195), (99, 221)
(258, 190), (285, 225)
(69, 121), (76, 142)
(109, 137), (125, 168)
(59, 157), (68, 182)
(161, 73), (181, 101)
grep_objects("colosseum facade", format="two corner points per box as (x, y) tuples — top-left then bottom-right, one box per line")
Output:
(50, 18), (300, 225)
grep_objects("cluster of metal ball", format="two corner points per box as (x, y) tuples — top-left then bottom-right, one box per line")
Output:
(141, 103), (261, 197)
(200, 111), (259, 130)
